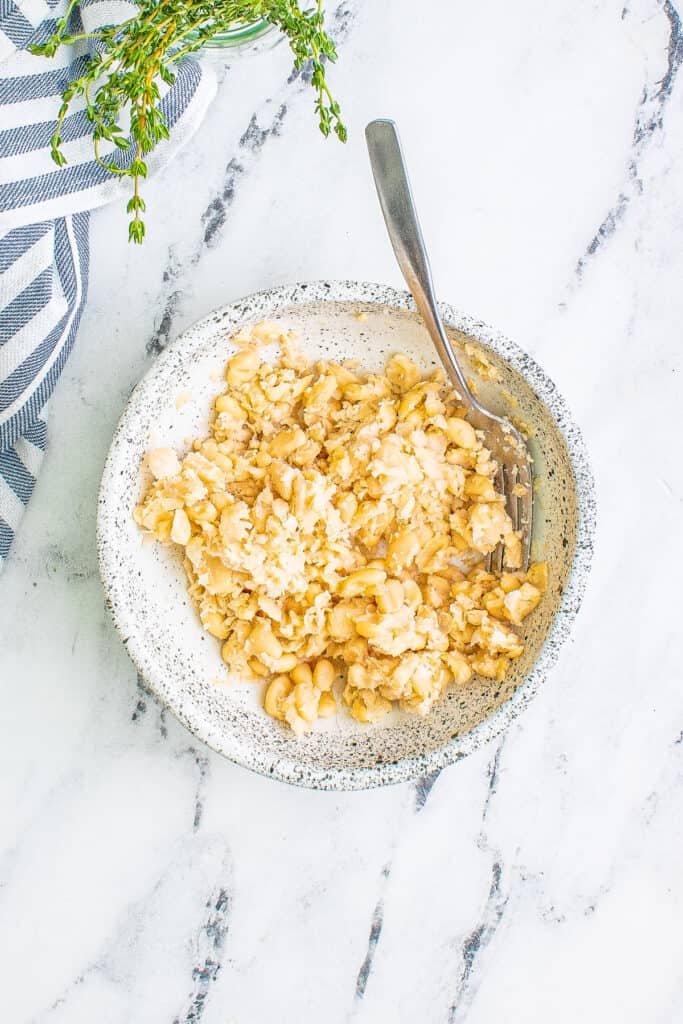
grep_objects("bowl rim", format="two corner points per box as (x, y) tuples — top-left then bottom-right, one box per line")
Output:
(97, 280), (596, 790)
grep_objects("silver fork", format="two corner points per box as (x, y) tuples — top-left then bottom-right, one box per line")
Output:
(365, 118), (533, 572)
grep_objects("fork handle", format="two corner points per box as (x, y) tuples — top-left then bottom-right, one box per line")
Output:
(365, 118), (476, 406)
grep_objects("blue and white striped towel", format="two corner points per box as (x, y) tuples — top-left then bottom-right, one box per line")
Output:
(0, 0), (216, 569)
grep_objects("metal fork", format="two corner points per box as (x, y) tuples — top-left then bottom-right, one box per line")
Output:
(365, 118), (533, 572)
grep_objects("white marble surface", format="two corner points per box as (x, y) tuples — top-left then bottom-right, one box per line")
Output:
(2, 0), (683, 1020)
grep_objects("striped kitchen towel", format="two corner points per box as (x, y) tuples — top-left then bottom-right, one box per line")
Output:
(0, 0), (216, 570)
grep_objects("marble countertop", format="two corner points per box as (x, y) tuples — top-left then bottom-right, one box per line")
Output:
(2, 1), (683, 1020)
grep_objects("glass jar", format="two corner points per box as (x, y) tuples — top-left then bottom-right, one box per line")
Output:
(194, 18), (278, 53)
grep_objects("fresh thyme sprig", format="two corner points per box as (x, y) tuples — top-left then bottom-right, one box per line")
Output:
(31, 0), (346, 243)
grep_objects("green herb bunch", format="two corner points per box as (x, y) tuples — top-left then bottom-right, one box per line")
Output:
(31, 0), (346, 242)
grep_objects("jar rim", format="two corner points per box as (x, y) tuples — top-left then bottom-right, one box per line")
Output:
(190, 17), (273, 48)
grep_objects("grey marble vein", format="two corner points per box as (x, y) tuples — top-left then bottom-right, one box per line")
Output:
(353, 863), (390, 1003)
(414, 768), (442, 811)
(481, 737), (505, 824)
(131, 672), (148, 722)
(132, 672), (173, 740)
(201, 104), (288, 249)
(39, 969), (92, 1023)
(173, 887), (231, 1024)
(190, 749), (210, 833)
(447, 859), (508, 1024)
(446, 742), (509, 1022)
(576, 0), (683, 277)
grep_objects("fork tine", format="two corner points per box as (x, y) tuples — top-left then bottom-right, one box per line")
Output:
(501, 463), (522, 572)
(494, 544), (504, 573)
(508, 464), (520, 531)
(488, 460), (530, 574)
(491, 467), (505, 573)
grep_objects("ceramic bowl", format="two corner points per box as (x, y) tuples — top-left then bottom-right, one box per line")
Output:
(97, 281), (595, 790)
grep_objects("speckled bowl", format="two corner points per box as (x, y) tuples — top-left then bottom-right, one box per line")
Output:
(98, 281), (595, 790)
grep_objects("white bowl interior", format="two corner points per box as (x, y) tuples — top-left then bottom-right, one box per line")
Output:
(98, 284), (587, 789)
